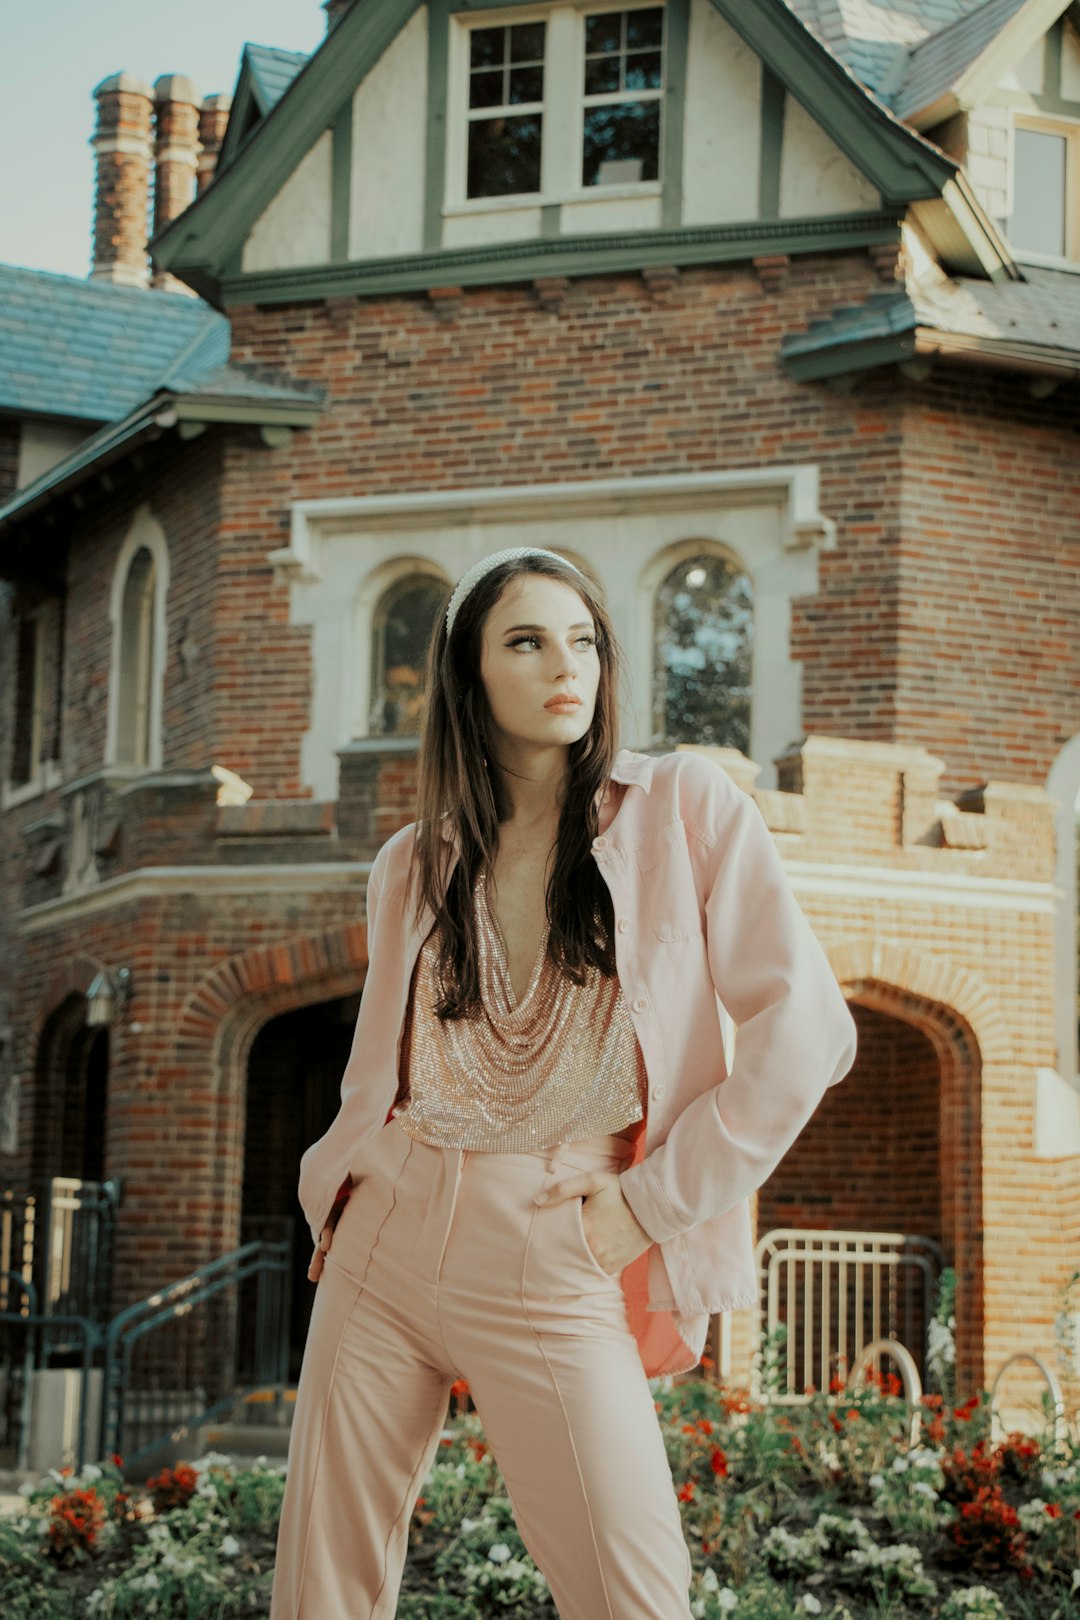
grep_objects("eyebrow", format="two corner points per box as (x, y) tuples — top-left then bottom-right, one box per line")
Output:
(502, 622), (594, 633)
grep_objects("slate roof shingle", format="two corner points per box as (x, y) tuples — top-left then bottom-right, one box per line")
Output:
(892, 0), (1031, 117)
(786, 0), (1013, 92)
(0, 262), (230, 424)
(244, 43), (310, 112)
(782, 264), (1080, 365)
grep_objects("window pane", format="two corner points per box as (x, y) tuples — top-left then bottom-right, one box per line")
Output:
(469, 68), (505, 110)
(468, 113), (544, 197)
(585, 54), (622, 94)
(508, 64), (544, 105)
(652, 555), (752, 751)
(585, 12), (622, 54)
(370, 579), (447, 738)
(11, 617), (37, 785)
(509, 21), (545, 61)
(1012, 128), (1067, 256)
(625, 49), (662, 89)
(582, 101), (660, 185)
(626, 7), (663, 48)
(470, 26), (504, 69)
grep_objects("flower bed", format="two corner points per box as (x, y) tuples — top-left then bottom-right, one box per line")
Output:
(2, 1372), (1079, 1618)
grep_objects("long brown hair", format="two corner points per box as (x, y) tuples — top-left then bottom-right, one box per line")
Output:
(411, 553), (622, 1019)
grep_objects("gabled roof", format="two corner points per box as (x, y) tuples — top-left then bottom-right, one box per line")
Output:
(217, 43), (311, 172)
(781, 263), (1080, 379)
(152, 0), (990, 304)
(0, 359), (324, 536)
(0, 262), (229, 424)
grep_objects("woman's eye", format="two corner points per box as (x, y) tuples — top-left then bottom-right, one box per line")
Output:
(576, 634), (597, 648)
(507, 635), (541, 650)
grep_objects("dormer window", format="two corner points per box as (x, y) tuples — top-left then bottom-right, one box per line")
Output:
(451, 2), (666, 207)
(1010, 116), (1078, 262)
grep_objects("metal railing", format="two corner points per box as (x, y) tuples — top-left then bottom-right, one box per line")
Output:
(753, 1227), (945, 1403)
(101, 1240), (291, 1470)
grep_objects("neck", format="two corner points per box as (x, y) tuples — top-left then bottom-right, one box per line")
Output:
(489, 741), (570, 831)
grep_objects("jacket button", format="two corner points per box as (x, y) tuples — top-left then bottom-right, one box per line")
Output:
(632, 996), (647, 1012)
(593, 835), (608, 851)
(617, 918), (629, 933)
(651, 1085), (665, 1100)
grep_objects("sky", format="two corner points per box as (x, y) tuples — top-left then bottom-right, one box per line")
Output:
(0, 1), (328, 280)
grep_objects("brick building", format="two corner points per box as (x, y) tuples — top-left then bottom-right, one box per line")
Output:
(1, 0), (1079, 1417)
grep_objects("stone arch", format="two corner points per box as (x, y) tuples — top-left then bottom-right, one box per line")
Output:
(175, 924), (370, 1256)
(826, 936), (994, 1391)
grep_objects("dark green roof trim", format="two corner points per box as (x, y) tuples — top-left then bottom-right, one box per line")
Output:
(152, 0), (424, 282)
(783, 329), (919, 381)
(706, 0), (957, 204)
(659, 0), (690, 230)
(218, 211), (902, 306)
(0, 375), (324, 534)
(217, 44), (311, 173)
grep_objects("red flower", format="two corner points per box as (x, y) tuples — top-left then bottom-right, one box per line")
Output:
(710, 1447), (729, 1478)
(677, 1480), (696, 1502)
(450, 1377), (470, 1400)
(829, 1374), (846, 1394)
(1044, 1502), (1062, 1519)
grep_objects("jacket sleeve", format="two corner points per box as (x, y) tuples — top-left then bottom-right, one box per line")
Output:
(618, 761), (857, 1243)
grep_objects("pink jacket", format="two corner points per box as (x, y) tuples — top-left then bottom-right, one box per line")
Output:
(298, 748), (858, 1377)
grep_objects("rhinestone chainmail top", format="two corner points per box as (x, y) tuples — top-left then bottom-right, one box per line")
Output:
(392, 867), (647, 1151)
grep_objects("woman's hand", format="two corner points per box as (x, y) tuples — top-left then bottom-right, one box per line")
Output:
(535, 1170), (653, 1276)
(307, 1177), (353, 1282)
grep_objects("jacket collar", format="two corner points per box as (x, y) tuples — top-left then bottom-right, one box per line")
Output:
(436, 748), (654, 842)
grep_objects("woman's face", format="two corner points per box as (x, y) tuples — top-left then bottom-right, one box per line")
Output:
(478, 572), (601, 757)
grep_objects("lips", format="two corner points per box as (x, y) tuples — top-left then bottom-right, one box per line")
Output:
(545, 694), (582, 711)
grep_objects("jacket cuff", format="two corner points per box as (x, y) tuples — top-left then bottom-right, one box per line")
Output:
(618, 1160), (694, 1244)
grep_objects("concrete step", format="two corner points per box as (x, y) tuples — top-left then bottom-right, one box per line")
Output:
(189, 1419), (291, 1460)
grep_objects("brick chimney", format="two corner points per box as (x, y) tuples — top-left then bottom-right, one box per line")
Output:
(323, 0), (355, 29)
(196, 94), (232, 194)
(91, 73), (154, 287)
(151, 75), (202, 292)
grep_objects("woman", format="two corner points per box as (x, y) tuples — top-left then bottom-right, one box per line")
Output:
(270, 547), (858, 1619)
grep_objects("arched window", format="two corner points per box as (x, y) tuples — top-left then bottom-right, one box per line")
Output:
(368, 574), (447, 737)
(651, 550), (752, 751)
(115, 547), (157, 765)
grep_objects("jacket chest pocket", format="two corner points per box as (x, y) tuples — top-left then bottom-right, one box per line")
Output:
(634, 821), (704, 943)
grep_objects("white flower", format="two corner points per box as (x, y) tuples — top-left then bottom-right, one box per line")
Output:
(17, 1480), (35, 1496)
(221, 1534), (240, 1557)
(914, 1482), (938, 1498)
(488, 1542), (512, 1562)
(700, 1568), (720, 1593)
(717, 1590), (738, 1613)
(891, 1455), (909, 1473)
(461, 1517), (480, 1534)
(800, 1597), (823, 1615)
(868, 1472), (885, 1489)
(1071, 1568), (1080, 1594)
(691, 1603), (706, 1619)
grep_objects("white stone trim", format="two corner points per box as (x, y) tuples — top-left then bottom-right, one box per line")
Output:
(18, 862), (374, 934)
(1034, 1067), (1080, 1159)
(105, 503), (170, 770)
(1047, 735), (1080, 1088)
(272, 468), (835, 800)
(781, 859), (1059, 915)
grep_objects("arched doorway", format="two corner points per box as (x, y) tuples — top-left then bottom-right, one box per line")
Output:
(32, 994), (109, 1182)
(242, 994), (361, 1379)
(757, 1004), (955, 1393)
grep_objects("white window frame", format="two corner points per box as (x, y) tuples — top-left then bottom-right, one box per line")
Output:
(105, 504), (170, 772)
(1008, 110), (1080, 267)
(445, 0), (666, 213)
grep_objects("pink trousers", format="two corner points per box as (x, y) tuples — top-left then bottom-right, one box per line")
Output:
(270, 1115), (694, 1619)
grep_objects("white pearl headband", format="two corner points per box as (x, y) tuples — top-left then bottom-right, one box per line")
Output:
(444, 547), (588, 638)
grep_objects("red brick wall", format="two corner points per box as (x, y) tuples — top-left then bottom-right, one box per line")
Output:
(761, 1006), (942, 1241)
